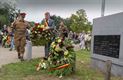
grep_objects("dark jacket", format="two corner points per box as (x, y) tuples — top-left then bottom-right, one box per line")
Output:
(41, 18), (55, 29)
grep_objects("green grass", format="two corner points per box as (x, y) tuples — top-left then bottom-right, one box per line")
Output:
(0, 50), (123, 80)
(0, 58), (45, 80)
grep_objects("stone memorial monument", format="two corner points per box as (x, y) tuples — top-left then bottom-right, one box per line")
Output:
(91, 12), (123, 76)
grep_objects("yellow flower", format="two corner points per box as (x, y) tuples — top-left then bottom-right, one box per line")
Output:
(51, 42), (56, 48)
(64, 50), (69, 56)
(55, 44), (62, 51)
(41, 25), (45, 28)
(52, 45), (56, 48)
(38, 25), (41, 28)
(51, 42), (55, 46)
(58, 39), (62, 43)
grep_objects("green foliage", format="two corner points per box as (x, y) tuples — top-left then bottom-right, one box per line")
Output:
(49, 38), (75, 76)
(50, 9), (92, 33)
(51, 9), (92, 33)
(0, 1), (18, 28)
(50, 15), (64, 29)
(0, 8), (9, 29)
(66, 9), (92, 33)
(64, 18), (71, 30)
(0, 15), (8, 26)
(37, 37), (75, 77)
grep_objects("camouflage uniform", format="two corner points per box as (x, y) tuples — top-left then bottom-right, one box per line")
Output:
(11, 19), (30, 60)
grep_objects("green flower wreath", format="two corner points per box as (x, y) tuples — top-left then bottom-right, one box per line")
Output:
(36, 37), (76, 77)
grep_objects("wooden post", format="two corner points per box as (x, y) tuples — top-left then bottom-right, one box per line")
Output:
(104, 60), (112, 80)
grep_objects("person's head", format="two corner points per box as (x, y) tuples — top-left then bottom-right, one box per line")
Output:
(70, 31), (72, 33)
(45, 12), (50, 20)
(19, 13), (26, 21)
(59, 33), (64, 38)
(60, 21), (64, 26)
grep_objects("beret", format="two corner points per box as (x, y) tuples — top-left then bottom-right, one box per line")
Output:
(20, 13), (26, 16)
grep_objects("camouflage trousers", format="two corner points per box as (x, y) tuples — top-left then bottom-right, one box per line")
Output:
(14, 34), (26, 57)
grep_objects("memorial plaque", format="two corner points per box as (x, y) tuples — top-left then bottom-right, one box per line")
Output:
(93, 35), (120, 58)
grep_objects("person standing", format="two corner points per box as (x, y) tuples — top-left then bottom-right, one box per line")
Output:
(58, 21), (68, 38)
(11, 13), (30, 61)
(2, 33), (7, 47)
(78, 32), (85, 49)
(68, 31), (73, 40)
(41, 12), (55, 58)
(84, 31), (91, 51)
(7, 26), (14, 51)
(0, 30), (3, 46)
(9, 31), (14, 51)
(3, 24), (7, 34)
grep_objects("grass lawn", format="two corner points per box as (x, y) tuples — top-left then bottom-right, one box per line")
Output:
(0, 50), (123, 80)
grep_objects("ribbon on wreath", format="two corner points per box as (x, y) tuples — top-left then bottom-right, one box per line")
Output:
(44, 19), (48, 27)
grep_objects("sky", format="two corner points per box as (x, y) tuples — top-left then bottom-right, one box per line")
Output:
(13, 0), (123, 22)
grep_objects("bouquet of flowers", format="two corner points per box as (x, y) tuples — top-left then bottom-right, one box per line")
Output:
(31, 23), (55, 46)
(36, 37), (75, 78)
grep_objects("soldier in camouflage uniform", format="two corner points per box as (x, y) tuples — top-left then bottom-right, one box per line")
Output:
(11, 13), (30, 61)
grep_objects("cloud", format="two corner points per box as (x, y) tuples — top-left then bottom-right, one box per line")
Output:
(16, 0), (123, 22)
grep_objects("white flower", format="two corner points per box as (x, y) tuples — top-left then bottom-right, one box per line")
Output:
(35, 31), (37, 33)
(64, 57), (67, 60)
(57, 61), (60, 63)
(59, 74), (63, 78)
(42, 63), (47, 69)
(48, 57), (51, 61)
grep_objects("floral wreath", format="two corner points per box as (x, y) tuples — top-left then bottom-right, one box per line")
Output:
(36, 36), (76, 78)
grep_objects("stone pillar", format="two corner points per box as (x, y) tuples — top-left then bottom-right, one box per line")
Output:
(26, 40), (32, 61)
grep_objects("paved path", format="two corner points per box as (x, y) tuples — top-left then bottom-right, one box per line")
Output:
(0, 46), (45, 68)
(0, 44), (80, 68)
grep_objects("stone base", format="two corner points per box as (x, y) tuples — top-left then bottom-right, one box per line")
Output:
(91, 57), (123, 76)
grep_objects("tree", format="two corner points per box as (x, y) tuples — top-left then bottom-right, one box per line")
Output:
(0, 0), (18, 29)
(50, 9), (92, 32)
(64, 18), (71, 30)
(50, 15), (64, 29)
(68, 9), (92, 33)
(0, 8), (9, 29)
